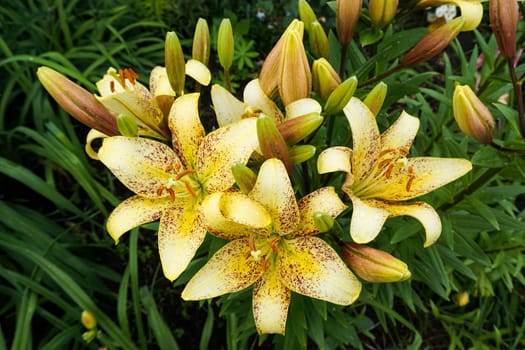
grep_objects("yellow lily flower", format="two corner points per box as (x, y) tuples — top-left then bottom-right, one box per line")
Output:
(182, 159), (361, 335)
(317, 98), (472, 247)
(97, 93), (259, 281)
(417, 0), (485, 31)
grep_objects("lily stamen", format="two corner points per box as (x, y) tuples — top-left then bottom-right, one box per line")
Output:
(157, 184), (165, 196)
(175, 169), (197, 180)
(184, 181), (197, 197)
(167, 188), (176, 201)
(268, 237), (281, 252)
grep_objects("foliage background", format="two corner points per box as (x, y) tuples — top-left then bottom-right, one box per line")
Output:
(1, 0), (525, 349)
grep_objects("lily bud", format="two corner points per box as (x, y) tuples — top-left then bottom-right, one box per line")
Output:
(369, 0), (398, 29)
(277, 112), (323, 145)
(453, 291), (470, 307)
(289, 145), (316, 164)
(192, 18), (211, 65)
(336, 0), (362, 46)
(313, 58), (341, 100)
(37, 67), (119, 136)
(82, 330), (97, 343)
(165, 31), (186, 95)
(309, 21), (330, 59)
(342, 243), (411, 283)
(81, 310), (97, 330)
(313, 211), (335, 232)
(363, 81), (388, 116)
(401, 16), (464, 68)
(298, 0), (317, 30)
(231, 162), (257, 194)
(324, 75), (358, 116)
(217, 18), (234, 72)
(116, 113), (139, 137)
(452, 84), (495, 144)
(257, 114), (292, 173)
(490, 0), (519, 60)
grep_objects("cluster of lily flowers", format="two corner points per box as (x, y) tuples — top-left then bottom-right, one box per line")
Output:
(33, 0), (502, 335)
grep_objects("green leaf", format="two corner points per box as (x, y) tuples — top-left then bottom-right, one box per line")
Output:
(471, 146), (510, 168)
(360, 28), (383, 47)
(464, 196), (500, 230)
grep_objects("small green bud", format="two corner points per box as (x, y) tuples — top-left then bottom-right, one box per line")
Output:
(453, 291), (470, 307)
(116, 113), (139, 137)
(309, 21), (330, 59)
(192, 18), (211, 65)
(82, 330), (97, 343)
(289, 145), (316, 164)
(277, 112), (323, 145)
(217, 18), (234, 71)
(313, 211), (335, 233)
(231, 162), (257, 194)
(165, 31), (186, 95)
(298, 0), (317, 29)
(257, 114), (292, 173)
(324, 75), (358, 116)
(313, 58), (341, 101)
(363, 81), (387, 116)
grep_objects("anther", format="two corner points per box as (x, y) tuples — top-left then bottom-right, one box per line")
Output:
(261, 258), (268, 272)
(110, 81), (115, 93)
(167, 188), (176, 201)
(175, 169), (196, 180)
(157, 184), (165, 196)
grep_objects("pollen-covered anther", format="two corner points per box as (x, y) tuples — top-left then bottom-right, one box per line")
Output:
(175, 169), (197, 180)
(405, 165), (416, 192)
(117, 68), (139, 87)
(157, 184), (166, 196)
(167, 188), (176, 201)
(165, 163), (181, 172)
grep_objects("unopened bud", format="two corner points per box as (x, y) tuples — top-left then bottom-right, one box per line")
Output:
(277, 112), (323, 145)
(165, 31), (186, 95)
(309, 21), (330, 59)
(81, 310), (97, 330)
(336, 0), (363, 46)
(231, 162), (257, 194)
(82, 330), (97, 343)
(192, 18), (211, 65)
(298, 0), (317, 29)
(401, 16), (464, 68)
(324, 75), (358, 116)
(363, 81), (387, 116)
(453, 84), (495, 144)
(342, 243), (411, 283)
(257, 114), (292, 173)
(313, 58), (341, 100)
(217, 18), (234, 72)
(490, 0), (519, 60)
(369, 0), (398, 29)
(116, 113), (139, 137)
(289, 145), (316, 164)
(37, 67), (119, 136)
(453, 291), (470, 307)
(313, 211), (335, 232)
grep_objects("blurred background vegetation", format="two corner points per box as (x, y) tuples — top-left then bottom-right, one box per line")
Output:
(1, 0), (525, 349)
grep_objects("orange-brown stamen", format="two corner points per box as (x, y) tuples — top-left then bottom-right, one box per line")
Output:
(167, 188), (176, 201)
(157, 184), (165, 196)
(268, 237), (281, 253)
(110, 80), (115, 93)
(175, 169), (196, 180)
(184, 181), (197, 197)
(261, 258), (268, 272)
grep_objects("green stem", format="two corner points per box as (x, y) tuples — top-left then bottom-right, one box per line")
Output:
(339, 43), (349, 78)
(358, 65), (402, 88)
(507, 59), (525, 138)
(224, 68), (232, 92)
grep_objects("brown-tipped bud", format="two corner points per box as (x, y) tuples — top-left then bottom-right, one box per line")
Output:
(453, 291), (470, 307)
(192, 18), (211, 65)
(289, 144), (316, 164)
(309, 21), (330, 59)
(336, 0), (363, 46)
(37, 67), (119, 136)
(231, 162), (257, 194)
(165, 31), (186, 95)
(217, 18), (234, 71)
(369, 0), (398, 29)
(116, 113), (139, 137)
(81, 310), (97, 330)
(452, 84), (495, 144)
(363, 81), (388, 116)
(490, 0), (519, 60)
(401, 17), (464, 68)
(313, 211), (335, 232)
(257, 114), (292, 173)
(277, 112), (323, 145)
(342, 243), (411, 283)
(298, 0), (317, 29)
(324, 75), (358, 116)
(313, 58), (341, 100)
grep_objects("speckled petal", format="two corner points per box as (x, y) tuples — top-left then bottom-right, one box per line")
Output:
(380, 111), (419, 154)
(366, 157), (472, 201)
(198, 117), (259, 192)
(149, 66), (175, 97)
(252, 265), (290, 335)
(201, 192), (271, 240)
(158, 201), (206, 281)
(349, 195), (390, 244)
(343, 97), (380, 181)
(292, 187), (347, 237)
(181, 238), (263, 299)
(98, 136), (184, 197)
(279, 236), (361, 305)
(317, 146), (352, 174)
(168, 93), (205, 168)
(285, 98), (321, 120)
(249, 159), (300, 236)
(186, 59), (211, 86)
(243, 79), (284, 124)
(106, 195), (168, 243)
(211, 84), (246, 127)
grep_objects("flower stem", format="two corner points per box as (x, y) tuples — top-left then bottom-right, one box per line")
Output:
(224, 68), (231, 92)
(339, 43), (349, 78)
(508, 58), (525, 137)
(358, 65), (402, 88)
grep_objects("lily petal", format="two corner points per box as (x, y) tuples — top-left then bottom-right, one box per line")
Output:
(150, 66), (175, 118)
(85, 129), (107, 160)
(455, 1), (484, 31)
(249, 159), (300, 236)
(243, 79), (284, 124)
(201, 192), (271, 240)
(279, 237), (361, 305)
(344, 98), (381, 181)
(198, 117), (259, 192)
(367, 157), (472, 201)
(293, 187), (347, 237)
(317, 146), (353, 174)
(98, 136), (184, 197)
(185, 59), (212, 86)
(252, 264), (290, 335)
(380, 111), (419, 154)
(158, 201), (206, 281)
(349, 195), (390, 243)
(182, 238), (264, 299)
(168, 93), (205, 168)
(106, 195), (168, 243)
(285, 98), (322, 120)
(211, 84), (245, 127)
